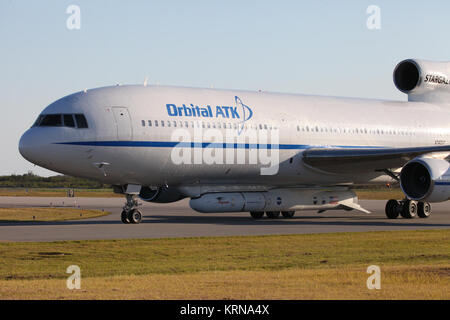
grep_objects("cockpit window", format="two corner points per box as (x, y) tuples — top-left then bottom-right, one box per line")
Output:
(74, 114), (88, 128)
(40, 114), (62, 127)
(34, 113), (89, 128)
(32, 115), (44, 127)
(63, 114), (75, 127)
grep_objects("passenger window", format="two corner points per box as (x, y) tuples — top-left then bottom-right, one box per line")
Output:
(141, 120), (146, 127)
(64, 114), (76, 128)
(155, 120), (159, 127)
(74, 114), (88, 128)
(161, 120), (165, 127)
(148, 120), (152, 127)
(40, 114), (62, 127)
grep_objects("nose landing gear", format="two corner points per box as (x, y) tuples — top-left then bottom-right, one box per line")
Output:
(121, 194), (142, 224)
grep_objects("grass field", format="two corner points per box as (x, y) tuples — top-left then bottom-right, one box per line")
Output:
(354, 188), (404, 200)
(0, 208), (110, 222)
(0, 188), (119, 198)
(0, 230), (448, 299)
(0, 188), (404, 200)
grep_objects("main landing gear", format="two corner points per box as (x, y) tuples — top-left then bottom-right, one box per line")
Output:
(385, 199), (432, 219)
(250, 211), (295, 219)
(121, 194), (143, 224)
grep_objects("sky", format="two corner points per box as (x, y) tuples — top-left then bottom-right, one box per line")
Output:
(1, 0), (449, 176)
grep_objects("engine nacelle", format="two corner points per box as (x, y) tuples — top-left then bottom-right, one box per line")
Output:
(393, 59), (450, 103)
(139, 186), (185, 203)
(400, 158), (450, 203)
(189, 189), (365, 213)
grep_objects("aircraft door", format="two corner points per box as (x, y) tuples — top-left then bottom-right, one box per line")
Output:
(111, 107), (133, 140)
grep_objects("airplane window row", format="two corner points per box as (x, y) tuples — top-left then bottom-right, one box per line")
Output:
(296, 124), (417, 136)
(141, 119), (447, 137)
(141, 119), (278, 131)
(33, 114), (89, 128)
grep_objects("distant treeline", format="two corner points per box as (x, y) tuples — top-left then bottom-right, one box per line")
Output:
(0, 172), (110, 189)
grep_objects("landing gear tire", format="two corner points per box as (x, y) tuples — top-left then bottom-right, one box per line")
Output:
(417, 202), (432, 218)
(401, 200), (417, 219)
(121, 194), (141, 224)
(121, 210), (130, 224)
(281, 211), (295, 218)
(385, 199), (400, 219)
(250, 211), (264, 219)
(266, 211), (280, 219)
(128, 209), (142, 224)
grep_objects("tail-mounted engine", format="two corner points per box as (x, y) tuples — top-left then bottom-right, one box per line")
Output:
(393, 59), (450, 103)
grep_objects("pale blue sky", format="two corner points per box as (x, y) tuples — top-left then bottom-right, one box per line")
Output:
(1, 0), (449, 176)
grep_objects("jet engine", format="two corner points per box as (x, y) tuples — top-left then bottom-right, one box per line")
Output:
(139, 186), (186, 203)
(393, 59), (450, 102)
(400, 157), (450, 203)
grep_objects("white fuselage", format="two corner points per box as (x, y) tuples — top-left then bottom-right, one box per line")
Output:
(19, 85), (450, 193)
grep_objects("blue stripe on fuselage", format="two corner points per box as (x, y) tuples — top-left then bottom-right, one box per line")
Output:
(434, 181), (450, 186)
(54, 141), (386, 150)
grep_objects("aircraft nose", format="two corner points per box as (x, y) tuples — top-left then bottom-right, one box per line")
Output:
(18, 129), (41, 165)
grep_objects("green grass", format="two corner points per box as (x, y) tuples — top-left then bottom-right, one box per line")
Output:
(354, 188), (404, 200)
(0, 187), (405, 200)
(0, 230), (448, 280)
(0, 230), (448, 299)
(0, 188), (119, 198)
(0, 208), (110, 222)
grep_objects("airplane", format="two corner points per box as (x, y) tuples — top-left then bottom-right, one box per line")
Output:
(19, 59), (450, 224)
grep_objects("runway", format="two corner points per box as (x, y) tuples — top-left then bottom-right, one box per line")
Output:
(0, 197), (449, 242)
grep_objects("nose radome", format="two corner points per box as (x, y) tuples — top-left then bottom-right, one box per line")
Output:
(18, 129), (41, 165)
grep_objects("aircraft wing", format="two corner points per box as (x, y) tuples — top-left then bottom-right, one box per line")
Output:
(302, 145), (450, 174)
